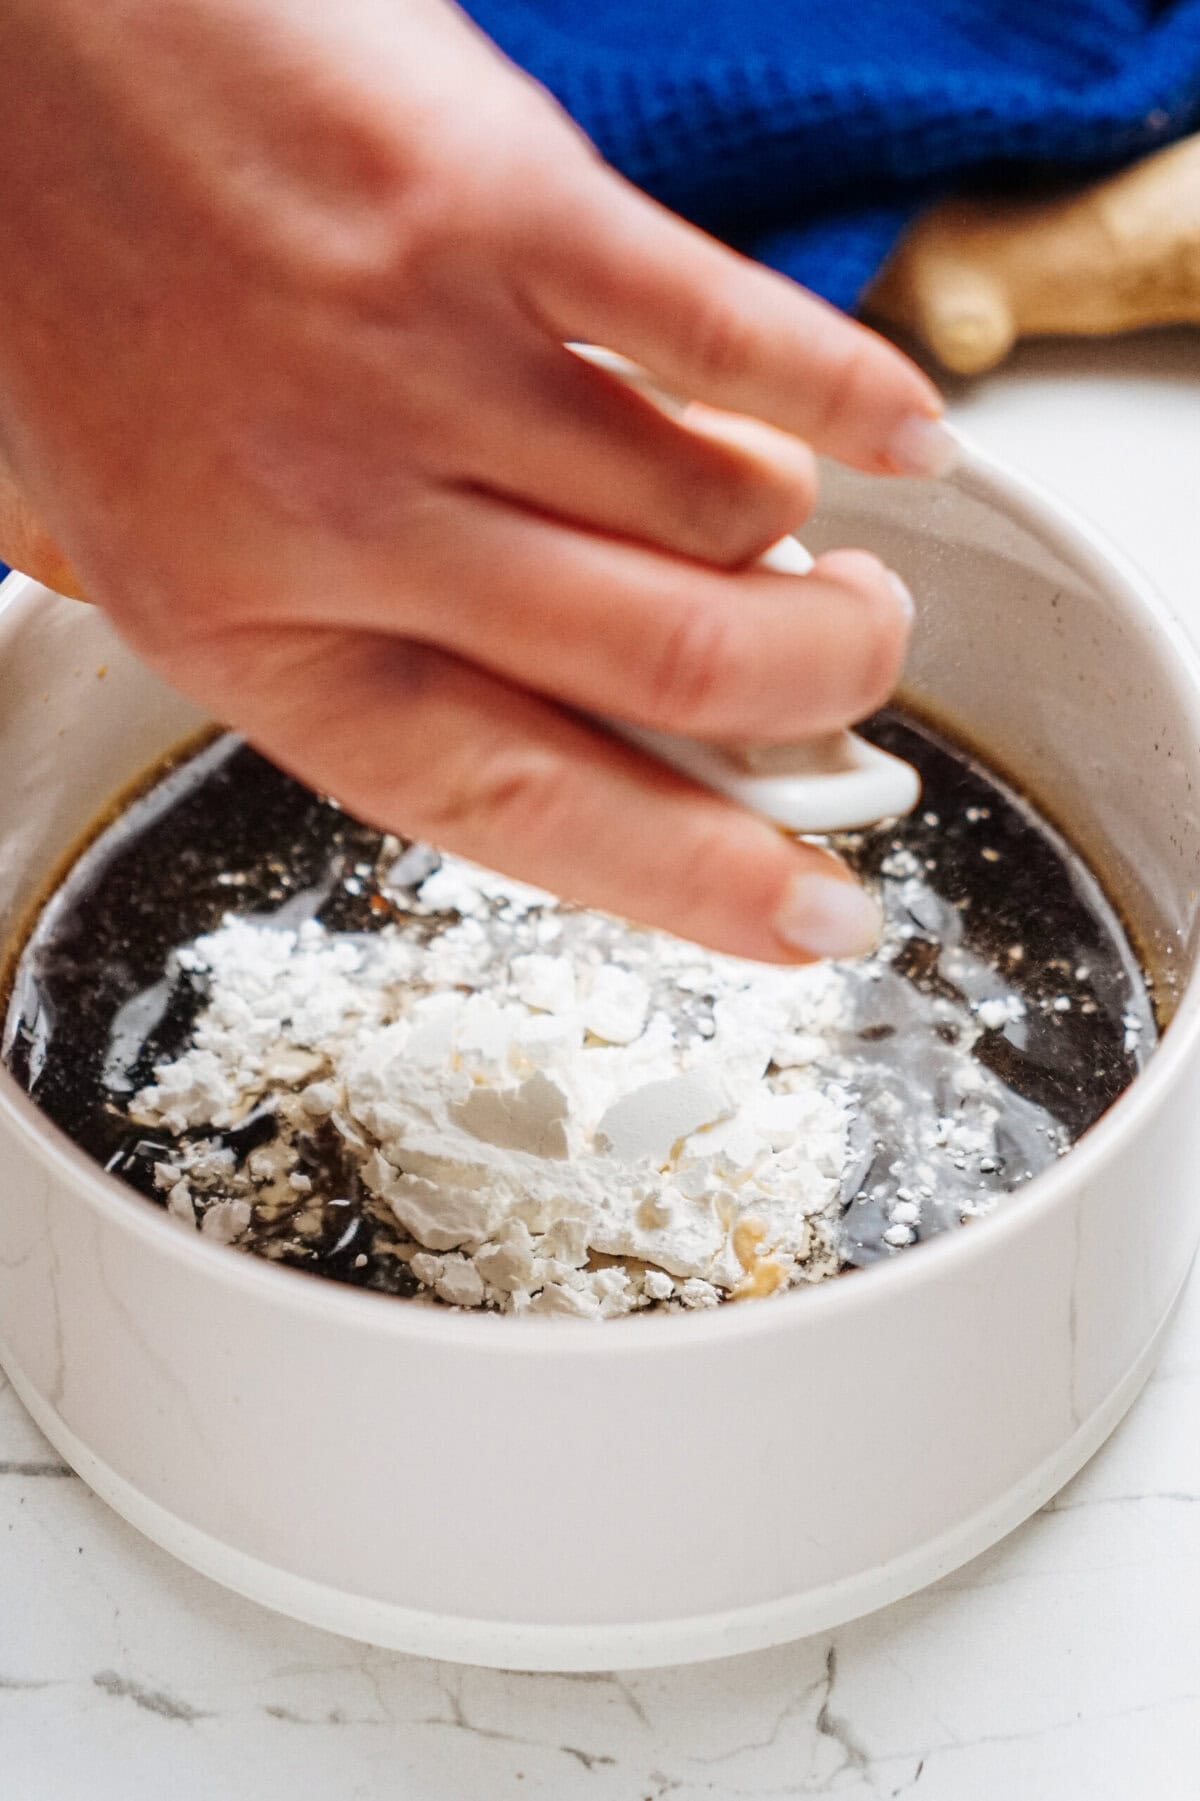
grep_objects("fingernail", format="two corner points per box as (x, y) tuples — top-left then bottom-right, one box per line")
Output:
(774, 872), (883, 959)
(886, 568), (914, 622)
(884, 414), (960, 479)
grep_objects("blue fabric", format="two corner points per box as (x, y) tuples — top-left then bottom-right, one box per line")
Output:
(463, 0), (1200, 307)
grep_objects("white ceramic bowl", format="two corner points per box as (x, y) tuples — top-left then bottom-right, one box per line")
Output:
(2, 447), (1200, 1671)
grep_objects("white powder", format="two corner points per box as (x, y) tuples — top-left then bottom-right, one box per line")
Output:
(131, 835), (1055, 1313)
(134, 852), (855, 1315)
(974, 994), (1026, 1032)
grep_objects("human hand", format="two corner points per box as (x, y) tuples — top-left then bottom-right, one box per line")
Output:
(0, 0), (952, 961)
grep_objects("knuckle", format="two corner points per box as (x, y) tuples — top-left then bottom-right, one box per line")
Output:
(290, 110), (520, 301)
(736, 466), (816, 563)
(647, 598), (739, 729)
(361, 168), (457, 297)
(272, 631), (442, 752)
(675, 817), (738, 899)
(671, 454), (811, 569)
(663, 460), (756, 567)
(379, 101), (573, 286)
(809, 339), (879, 443)
(214, 101), (436, 294)
(666, 812), (770, 925)
(420, 742), (572, 850)
(689, 284), (762, 391)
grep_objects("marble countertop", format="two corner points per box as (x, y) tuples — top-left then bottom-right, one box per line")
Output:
(3, 333), (1200, 1799)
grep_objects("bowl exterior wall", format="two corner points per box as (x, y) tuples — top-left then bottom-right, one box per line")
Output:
(1, 1060), (1199, 1647)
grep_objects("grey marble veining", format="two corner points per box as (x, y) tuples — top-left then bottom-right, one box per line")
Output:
(0, 1270), (1197, 1800)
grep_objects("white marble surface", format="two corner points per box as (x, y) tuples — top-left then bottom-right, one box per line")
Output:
(3, 332), (1200, 1798)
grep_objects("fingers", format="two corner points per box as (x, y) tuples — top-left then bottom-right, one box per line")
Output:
(526, 169), (957, 478)
(173, 622), (882, 964)
(294, 490), (912, 743)
(456, 342), (818, 567)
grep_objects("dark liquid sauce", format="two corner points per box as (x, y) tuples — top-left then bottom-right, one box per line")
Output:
(1, 711), (1156, 1298)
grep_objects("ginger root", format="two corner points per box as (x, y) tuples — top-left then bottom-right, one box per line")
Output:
(866, 134), (1200, 374)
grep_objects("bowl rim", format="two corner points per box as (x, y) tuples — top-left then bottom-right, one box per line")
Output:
(4, 437), (1200, 1359)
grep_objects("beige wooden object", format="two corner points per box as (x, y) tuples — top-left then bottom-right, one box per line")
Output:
(867, 134), (1200, 374)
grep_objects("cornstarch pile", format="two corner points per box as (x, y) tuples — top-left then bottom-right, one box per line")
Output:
(134, 852), (857, 1315)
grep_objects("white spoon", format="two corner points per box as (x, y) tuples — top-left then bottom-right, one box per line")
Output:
(571, 345), (922, 833)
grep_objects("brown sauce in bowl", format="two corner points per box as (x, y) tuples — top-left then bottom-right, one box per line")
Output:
(1, 708), (1156, 1301)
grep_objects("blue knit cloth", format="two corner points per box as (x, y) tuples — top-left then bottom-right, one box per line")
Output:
(464, 0), (1200, 308)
